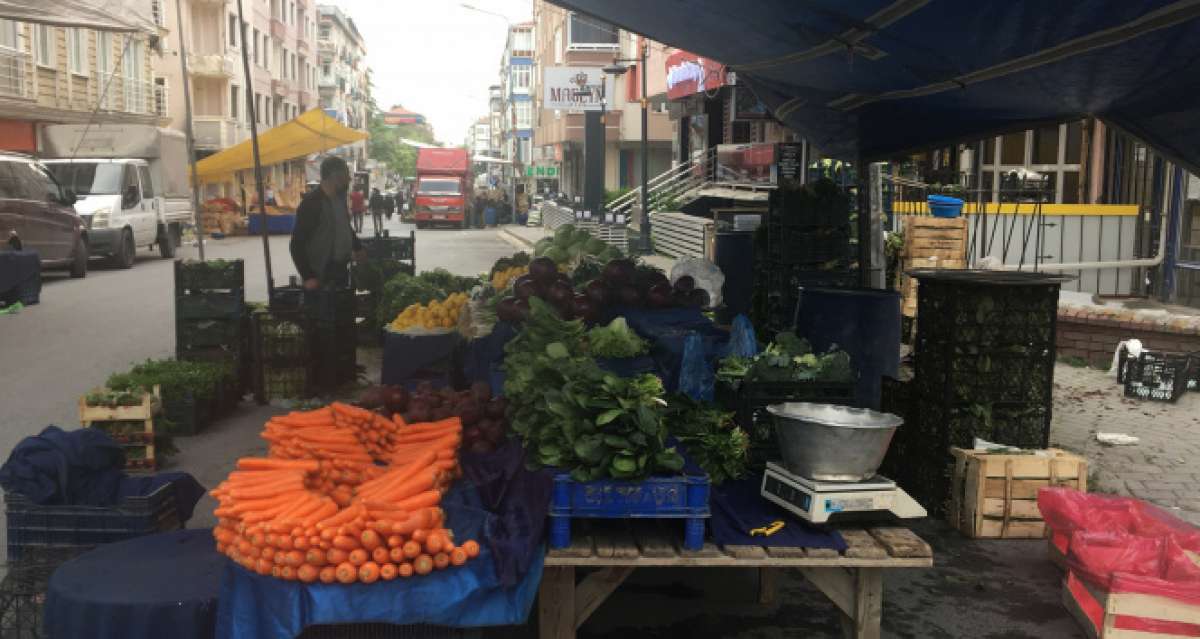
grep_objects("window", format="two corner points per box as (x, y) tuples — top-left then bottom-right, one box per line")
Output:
(567, 13), (618, 49)
(1064, 121), (1083, 164)
(262, 34), (270, 70)
(67, 29), (87, 75)
(999, 131), (1025, 165)
(322, 62), (330, 76)
(34, 25), (55, 67)
(138, 165), (155, 198)
(121, 164), (139, 203)
(230, 85), (239, 120)
(319, 24), (330, 40)
(0, 19), (17, 50)
(123, 38), (146, 114)
(515, 102), (532, 129)
(553, 27), (562, 64)
(151, 0), (165, 28)
(154, 77), (167, 116)
(254, 93), (262, 123)
(512, 66), (531, 91)
(229, 15), (238, 47)
(252, 28), (260, 63)
(511, 28), (533, 55)
(1031, 125), (1059, 165)
(1062, 171), (1080, 204)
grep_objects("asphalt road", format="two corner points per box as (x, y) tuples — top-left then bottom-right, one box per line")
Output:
(0, 217), (517, 461)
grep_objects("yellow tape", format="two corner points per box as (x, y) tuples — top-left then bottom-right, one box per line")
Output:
(893, 202), (1138, 217)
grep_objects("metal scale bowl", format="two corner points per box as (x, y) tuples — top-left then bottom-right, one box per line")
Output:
(759, 403), (926, 524)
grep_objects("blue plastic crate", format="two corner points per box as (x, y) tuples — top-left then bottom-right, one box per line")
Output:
(549, 469), (710, 551)
(5, 483), (180, 561)
(248, 213), (296, 235)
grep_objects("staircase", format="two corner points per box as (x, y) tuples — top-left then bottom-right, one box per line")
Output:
(607, 147), (717, 224)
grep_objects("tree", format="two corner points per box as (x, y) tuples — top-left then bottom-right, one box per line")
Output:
(367, 98), (438, 179)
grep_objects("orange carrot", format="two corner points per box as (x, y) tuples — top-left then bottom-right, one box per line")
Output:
(236, 458), (320, 472)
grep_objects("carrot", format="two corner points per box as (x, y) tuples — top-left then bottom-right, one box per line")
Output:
(372, 470), (436, 503)
(461, 540), (480, 558)
(386, 535), (403, 549)
(410, 529), (429, 544)
(394, 509), (436, 536)
(371, 546), (390, 565)
(389, 490), (442, 512)
(300, 501), (339, 528)
(397, 562), (414, 578)
(403, 540), (422, 560)
(360, 529), (382, 551)
(424, 534), (443, 555)
(335, 562), (357, 584)
(279, 565), (296, 580)
(400, 417), (462, 435)
(449, 547), (468, 566)
(332, 535), (360, 551)
(326, 548), (349, 565)
(229, 482), (305, 501)
(413, 554), (433, 575)
(297, 564), (318, 583)
(237, 458), (320, 472)
(358, 561), (380, 584)
(305, 548), (326, 566)
(433, 552), (449, 570)
(389, 546), (406, 563)
(316, 503), (364, 530)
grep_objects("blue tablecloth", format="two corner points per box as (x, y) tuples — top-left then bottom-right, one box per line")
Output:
(0, 250), (40, 305)
(217, 485), (544, 638)
(709, 477), (846, 551)
(45, 528), (223, 639)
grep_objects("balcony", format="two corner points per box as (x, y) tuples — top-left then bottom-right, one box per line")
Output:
(271, 78), (288, 96)
(270, 18), (287, 41)
(0, 48), (32, 100)
(296, 39), (310, 56)
(190, 53), (236, 78)
(297, 89), (311, 105)
(193, 116), (245, 150)
(318, 41), (335, 54)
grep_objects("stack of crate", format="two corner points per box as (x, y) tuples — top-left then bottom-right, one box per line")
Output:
(175, 259), (246, 379)
(306, 288), (358, 392)
(251, 308), (311, 404)
(78, 386), (161, 472)
(355, 232), (416, 344)
(899, 216), (968, 318)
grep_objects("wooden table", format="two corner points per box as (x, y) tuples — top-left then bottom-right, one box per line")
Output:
(538, 525), (933, 639)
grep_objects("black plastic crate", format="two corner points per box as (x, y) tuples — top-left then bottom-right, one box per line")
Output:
(717, 379), (855, 470)
(252, 311), (309, 366)
(161, 389), (212, 436)
(5, 484), (179, 562)
(176, 318), (243, 351)
(765, 226), (852, 266)
(753, 265), (859, 334)
(174, 259), (244, 292)
(0, 547), (87, 638)
(360, 233), (416, 262)
(269, 285), (305, 312)
(176, 291), (245, 321)
(304, 288), (356, 327)
(1123, 351), (1192, 403)
(255, 365), (310, 404)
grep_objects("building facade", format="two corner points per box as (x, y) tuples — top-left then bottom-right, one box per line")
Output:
(153, 0), (320, 198)
(501, 22), (534, 192)
(316, 4), (368, 168)
(466, 117), (490, 157)
(531, 1), (673, 199)
(488, 84), (502, 156)
(0, 16), (158, 154)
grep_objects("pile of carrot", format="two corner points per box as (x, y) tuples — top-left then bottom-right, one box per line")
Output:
(211, 404), (479, 584)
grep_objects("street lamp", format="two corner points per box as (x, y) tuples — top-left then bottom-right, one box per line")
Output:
(603, 40), (650, 254)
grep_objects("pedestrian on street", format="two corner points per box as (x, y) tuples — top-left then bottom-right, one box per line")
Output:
(369, 187), (385, 236)
(290, 156), (364, 291)
(350, 186), (366, 234)
(384, 192), (395, 221)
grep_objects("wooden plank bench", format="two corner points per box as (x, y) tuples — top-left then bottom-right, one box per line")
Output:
(538, 524), (933, 639)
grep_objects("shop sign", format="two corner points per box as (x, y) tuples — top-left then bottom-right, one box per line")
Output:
(527, 166), (558, 177)
(665, 49), (726, 101)
(542, 67), (615, 112)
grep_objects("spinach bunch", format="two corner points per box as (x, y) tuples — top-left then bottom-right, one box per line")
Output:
(664, 395), (749, 484)
(504, 299), (683, 481)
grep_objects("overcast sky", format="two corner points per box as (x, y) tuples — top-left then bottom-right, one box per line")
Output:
(335, 0), (533, 144)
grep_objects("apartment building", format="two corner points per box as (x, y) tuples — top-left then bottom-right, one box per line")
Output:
(467, 117), (491, 157)
(488, 84), (502, 156)
(0, 17), (158, 153)
(500, 22), (534, 179)
(316, 4), (368, 168)
(531, 1), (673, 198)
(153, 0), (319, 198)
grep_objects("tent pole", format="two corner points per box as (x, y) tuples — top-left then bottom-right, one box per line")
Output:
(236, 0), (274, 298)
(175, 0), (205, 261)
(857, 154), (872, 287)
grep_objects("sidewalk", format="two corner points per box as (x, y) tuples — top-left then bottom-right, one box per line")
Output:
(1049, 362), (1200, 526)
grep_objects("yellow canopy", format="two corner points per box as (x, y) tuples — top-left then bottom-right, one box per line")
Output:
(194, 108), (368, 183)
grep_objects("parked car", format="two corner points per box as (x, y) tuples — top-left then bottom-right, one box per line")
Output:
(0, 152), (88, 278)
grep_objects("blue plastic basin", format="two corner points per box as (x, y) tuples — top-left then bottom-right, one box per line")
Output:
(927, 194), (964, 218)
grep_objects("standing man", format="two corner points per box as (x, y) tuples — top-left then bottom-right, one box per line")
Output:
(369, 187), (385, 236)
(290, 156), (364, 291)
(350, 186), (366, 234)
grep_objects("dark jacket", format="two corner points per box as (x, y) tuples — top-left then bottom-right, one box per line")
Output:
(290, 188), (362, 281)
(369, 191), (384, 211)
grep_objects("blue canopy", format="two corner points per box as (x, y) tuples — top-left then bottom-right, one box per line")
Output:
(551, 0), (1200, 173)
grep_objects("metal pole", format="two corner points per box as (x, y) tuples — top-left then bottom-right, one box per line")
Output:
(639, 39), (649, 254)
(175, 0), (205, 261)
(236, 0), (274, 297)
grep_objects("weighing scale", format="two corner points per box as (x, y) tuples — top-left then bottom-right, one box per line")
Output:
(760, 462), (927, 524)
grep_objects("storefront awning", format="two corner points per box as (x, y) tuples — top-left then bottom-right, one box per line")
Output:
(194, 109), (368, 183)
(549, 0), (1200, 173)
(0, 0), (155, 32)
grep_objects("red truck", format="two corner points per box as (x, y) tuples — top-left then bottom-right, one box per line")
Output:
(414, 148), (471, 229)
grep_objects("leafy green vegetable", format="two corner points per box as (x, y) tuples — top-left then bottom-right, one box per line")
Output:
(503, 298), (682, 480)
(375, 273), (444, 327)
(663, 395), (749, 484)
(716, 332), (854, 385)
(416, 268), (480, 294)
(586, 317), (648, 359)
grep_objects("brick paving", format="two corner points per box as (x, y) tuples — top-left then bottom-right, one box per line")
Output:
(1049, 362), (1200, 525)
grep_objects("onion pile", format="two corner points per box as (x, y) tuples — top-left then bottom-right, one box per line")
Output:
(494, 257), (710, 323)
(358, 381), (509, 455)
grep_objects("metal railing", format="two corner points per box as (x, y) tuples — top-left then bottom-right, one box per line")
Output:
(0, 47), (31, 99)
(607, 147), (717, 221)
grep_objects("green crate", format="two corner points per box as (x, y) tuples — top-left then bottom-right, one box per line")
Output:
(176, 291), (245, 321)
(174, 259), (245, 292)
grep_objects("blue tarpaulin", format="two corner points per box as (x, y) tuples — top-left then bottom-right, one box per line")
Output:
(550, 0), (1200, 173)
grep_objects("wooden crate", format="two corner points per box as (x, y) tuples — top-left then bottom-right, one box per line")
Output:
(948, 447), (1088, 539)
(899, 216), (969, 318)
(1063, 569), (1200, 639)
(79, 386), (161, 471)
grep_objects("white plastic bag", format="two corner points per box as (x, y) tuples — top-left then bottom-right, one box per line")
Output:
(1110, 339), (1142, 378)
(670, 258), (725, 308)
